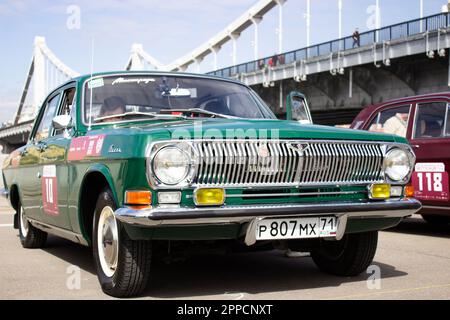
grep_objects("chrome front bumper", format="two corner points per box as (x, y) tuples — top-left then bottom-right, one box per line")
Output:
(115, 199), (421, 245)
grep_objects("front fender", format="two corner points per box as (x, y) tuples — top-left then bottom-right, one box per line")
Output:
(81, 163), (119, 205)
(75, 163), (120, 244)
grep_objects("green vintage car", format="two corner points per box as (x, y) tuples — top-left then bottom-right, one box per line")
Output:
(2, 71), (421, 297)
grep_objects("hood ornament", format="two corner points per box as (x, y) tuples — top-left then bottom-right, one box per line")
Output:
(287, 143), (311, 155)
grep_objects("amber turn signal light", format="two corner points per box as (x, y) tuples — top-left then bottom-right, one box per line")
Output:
(404, 185), (415, 198)
(125, 191), (152, 208)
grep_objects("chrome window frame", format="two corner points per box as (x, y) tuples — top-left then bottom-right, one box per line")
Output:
(80, 73), (276, 128)
(445, 103), (450, 137)
(31, 92), (62, 143)
(53, 84), (77, 138)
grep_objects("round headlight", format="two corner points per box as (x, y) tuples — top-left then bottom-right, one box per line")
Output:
(384, 148), (412, 182)
(152, 146), (190, 185)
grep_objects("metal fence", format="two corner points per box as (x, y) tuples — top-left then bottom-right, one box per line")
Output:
(207, 12), (450, 78)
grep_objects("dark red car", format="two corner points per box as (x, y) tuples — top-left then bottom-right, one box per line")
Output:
(351, 93), (450, 224)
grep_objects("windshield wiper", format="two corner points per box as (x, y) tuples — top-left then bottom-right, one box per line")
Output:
(160, 108), (236, 119)
(94, 111), (183, 123)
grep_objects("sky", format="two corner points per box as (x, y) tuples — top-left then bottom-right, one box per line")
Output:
(0, 0), (447, 123)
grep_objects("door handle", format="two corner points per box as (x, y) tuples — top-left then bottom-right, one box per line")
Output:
(412, 145), (420, 149)
(20, 148), (28, 156)
(36, 172), (42, 179)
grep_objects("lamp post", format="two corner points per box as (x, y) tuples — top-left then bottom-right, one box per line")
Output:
(376, 0), (381, 29)
(338, 0), (343, 39)
(375, 0), (381, 42)
(420, 0), (424, 32)
(306, 0), (311, 48)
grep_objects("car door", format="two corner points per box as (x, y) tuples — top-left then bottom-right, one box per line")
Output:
(38, 85), (77, 229)
(19, 92), (61, 221)
(409, 100), (450, 207)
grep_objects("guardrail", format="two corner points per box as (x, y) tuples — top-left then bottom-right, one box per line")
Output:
(208, 12), (450, 78)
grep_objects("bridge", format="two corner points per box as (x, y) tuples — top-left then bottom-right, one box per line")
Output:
(0, 36), (79, 152)
(1, 0), (450, 152)
(207, 12), (450, 124)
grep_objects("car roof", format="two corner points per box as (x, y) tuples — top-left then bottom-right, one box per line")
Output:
(362, 92), (450, 113)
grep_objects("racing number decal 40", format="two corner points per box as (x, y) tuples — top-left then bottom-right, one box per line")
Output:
(42, 165), (59, 215)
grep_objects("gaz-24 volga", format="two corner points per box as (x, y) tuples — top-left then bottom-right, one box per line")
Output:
(1, 71), (421, 297)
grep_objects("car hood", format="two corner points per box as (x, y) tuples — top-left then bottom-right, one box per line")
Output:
(92, 119), (407, 144)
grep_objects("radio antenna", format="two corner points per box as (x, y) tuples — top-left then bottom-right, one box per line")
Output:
(88, 37), (95, 131)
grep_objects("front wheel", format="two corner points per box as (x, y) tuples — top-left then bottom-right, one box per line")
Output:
(311, 231), (378, 276)
(18, 205), (47, 249)
(92, 188), (152, 298)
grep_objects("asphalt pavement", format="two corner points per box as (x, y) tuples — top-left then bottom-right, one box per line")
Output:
(1, 198), (449, 300)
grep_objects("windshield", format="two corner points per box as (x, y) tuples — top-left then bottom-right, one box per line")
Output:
(83, 74), (275, 124)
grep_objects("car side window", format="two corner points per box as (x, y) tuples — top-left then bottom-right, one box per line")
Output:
(368, 105), (410, 138)
(34, 94), (61, 142)
(54, 87), (76, 136)
(414, 102), (447, 139)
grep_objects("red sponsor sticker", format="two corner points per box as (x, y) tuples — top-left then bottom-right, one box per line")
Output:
(412, 171), (450, 202)
(68, 135), (105, 161)
(42, 165), (59, 215)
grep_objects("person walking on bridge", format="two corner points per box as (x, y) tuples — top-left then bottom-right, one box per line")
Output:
(352, 28), (360, 48)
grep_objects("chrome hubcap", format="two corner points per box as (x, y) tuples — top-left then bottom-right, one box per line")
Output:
(97, 206), (119, 278)
(19, 207), (29, 237)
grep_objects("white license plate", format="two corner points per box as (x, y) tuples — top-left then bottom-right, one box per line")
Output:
(256, 217), (338, 240)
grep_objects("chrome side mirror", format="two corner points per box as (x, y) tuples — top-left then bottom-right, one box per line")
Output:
(52, 115), (73, 130)
(286, 91), (313, 124)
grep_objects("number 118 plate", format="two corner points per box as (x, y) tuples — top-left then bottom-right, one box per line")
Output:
(256, 217), (338, 241)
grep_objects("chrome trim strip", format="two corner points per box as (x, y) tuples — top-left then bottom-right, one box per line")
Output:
(444, 103), (450, 136)
(225, 190), (366, 198)
(115, 198), (421, 229)
(28, 218), (89, 246)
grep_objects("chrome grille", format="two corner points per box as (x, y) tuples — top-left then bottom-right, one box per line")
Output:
(192, 140), (385, 187)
